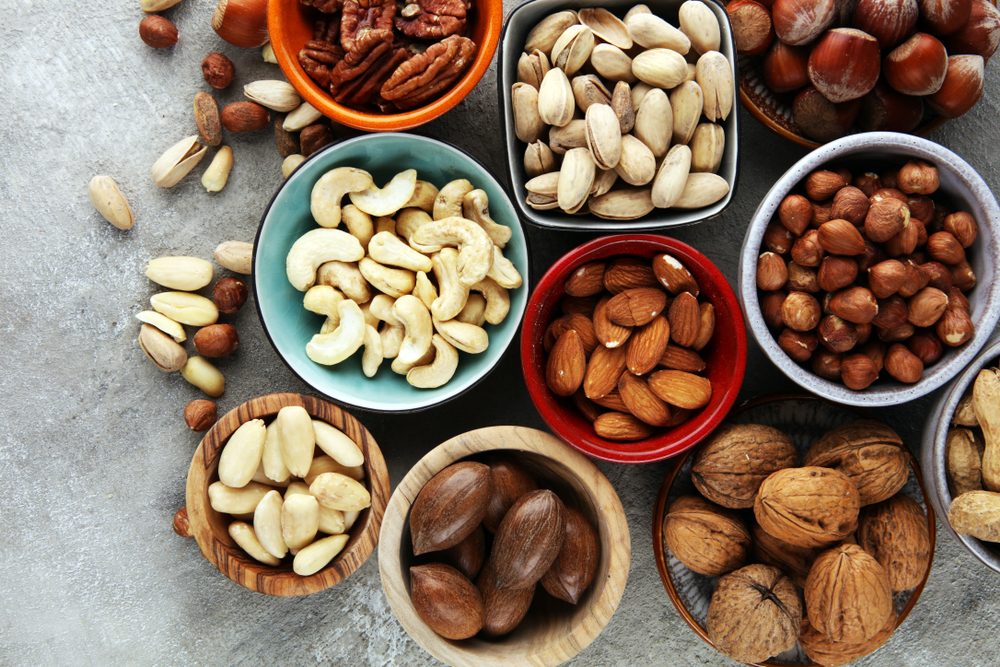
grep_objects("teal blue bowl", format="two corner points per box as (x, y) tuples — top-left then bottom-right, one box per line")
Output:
(253, 133), (529, 412)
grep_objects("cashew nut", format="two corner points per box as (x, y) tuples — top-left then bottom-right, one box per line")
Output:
(375, 216), (397, 236)
(305, 299), (366, 365)
(457, 293), (487, 326)
(413, 217), (494, 287)
(392, 344), (435, 375)
(462, 189), (512, 248)
(320, 317), (338, 334)
(311, 167), (374, 228)
(397, 208), (433, 243)
(471, 278), (511, 325)
(433, 317), (489, 354)
(407, 335), (459, 389)
(286, 229), (365, 291)
(303, 285), (345, 317)
(433, 179), (474, 220)
(487, 245), (524, 289)
(359, 302), (379, 328)
(391, 295), (433, 373)
(349, 169), (417, 217)
(404, 180), (439, 212)
(317, 261), (371, 303)
(431, 248), (470, 321)
(368, 230), (433, 273)
(361, 324), (383, 378)
(380, 322), (404, 359)
(342, 204), (374, 247)
(369, 294), (400, 325)
(359, 257), (416, 298)
(414, 271), (438, 310)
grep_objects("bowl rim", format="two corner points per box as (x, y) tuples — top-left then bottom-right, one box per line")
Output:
(497, 0), (741, 231)
(652, 393), (938, 666)
(267, 0), (503, 131)
(376, 424), (631, 667)
(251, 132), (531, 414)
(738, 131), (1000, 407)
(521, 233), (748, 463)
(183, 392), (390, 596)
(923, 335), (1000, 574)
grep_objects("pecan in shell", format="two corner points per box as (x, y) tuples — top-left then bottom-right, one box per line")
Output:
(395, 0), (468, 40)
(381, 35), (476, 109)
(299, 40), (346, 89)
(340, 0), (397, 52)
(330, 29), (409, 106)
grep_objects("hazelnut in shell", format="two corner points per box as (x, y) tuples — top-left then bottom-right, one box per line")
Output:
(852, 0), (919, 49)
(928, 55), (985, 119)
(804, 544), (893, 644)
(919, 0), (972, 36)
(771, 0), (837, 46)
(754, 466), (861, 548)
(792, 88), (861, 143)
(726, 0), (774, 55)
(662, 496), (751, 576)
(212, 0), (269, 48)
(807, 29), (881, 104)
(140, 15), (178, 48)
(805, 420), (909, 505)
(193, 323), (240, 358)
(948, 0), (1000, 60)
(884, 33), (948, 97)
(763, 41), (810, 93)
(858, 494), (930, 592)
(691, 423), (798, 509)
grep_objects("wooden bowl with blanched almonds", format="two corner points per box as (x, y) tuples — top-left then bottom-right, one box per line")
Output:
(174, 391), (389, 596)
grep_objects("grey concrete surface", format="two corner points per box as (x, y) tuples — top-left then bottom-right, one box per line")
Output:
(2, 1), (999, 665)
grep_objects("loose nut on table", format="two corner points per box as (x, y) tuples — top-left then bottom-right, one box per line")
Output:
(202, 52), (235, 89)
(244, 80), (300, 112)
(139, 15), (178, 48)
(202, 146), (233, 193)
(193, 92), (222, 147)
(145, 256), (214, 292)
(89, 175), (134, 231)
(214, 240), (254, 275)
(151, 135), (207, 188)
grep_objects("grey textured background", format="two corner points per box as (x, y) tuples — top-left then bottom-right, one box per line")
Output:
(2, 0), (999, 665)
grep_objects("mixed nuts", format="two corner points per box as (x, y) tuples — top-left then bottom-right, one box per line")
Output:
(407, 456), (600, 639)
(285, 166), (522, 389)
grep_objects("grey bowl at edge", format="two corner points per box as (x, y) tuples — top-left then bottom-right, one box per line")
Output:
(921, 335), (1000, 574)
(499, 0), (739, 231)
(738, 132), (1000, 407)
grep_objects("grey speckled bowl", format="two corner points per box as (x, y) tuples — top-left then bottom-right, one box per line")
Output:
(921, 336), (1000, 574)
(738, 132), (1000, 407)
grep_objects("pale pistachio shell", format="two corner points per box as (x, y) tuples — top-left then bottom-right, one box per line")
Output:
(261, 42), (277, 64)
(145, 256), (214, 291)
(585, 103), (623, 170)
(512, 82), (544, 143)
(549, 119), (587, 154)
(679, 0), (721, 53)
(571, 74), (612, 112)
(624, 4), (651, 21)
(631, 82), (654, 109)
(578, 7), (633, 49)
(696, 51), (734, 122)
(526, 193), (560, 210)
(691, 123), (725, 173)
(283, 102), (323, 131)
(517, 50), (551, 88)
(89, 175), (134, 230)
(634, 88), (672, 158)
(674, 172), (730, 209)
(293, 534), (350, 576)
(670, 81), (704, 145)
(537, 67), (575, 127)
(652, 144), (693, 208)
(592, 168), (619, 197)
(525, 10), (579, 55)
(590, 43), (636, 82)
(135, 310), (186, 343)
(611, 81), (636, 133)
(138, 324), (187, 372)
(550, 24), (595, 76)
(626, 13), (691, 53)
(588, 188), (655, 220)
(557, 147), (596, 212)
(632, 48), (689, 89)
(244, 80), (301, 112)
(685, 63), (697, 83)
(218, 419), (267, 489)
(615, 135), (656, 186)
(524, 141), (557, 178)
(525, 171), (560, 196)
(151, 135), (207, 188)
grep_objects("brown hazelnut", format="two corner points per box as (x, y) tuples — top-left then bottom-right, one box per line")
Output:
(212, 276), (249, 314)
(819, 315), (859, 353)
(184, 399), (217, 431)
(813, 201), (834, 226)
(757, 252), (789, 291)
(928, 55), (985, 119)
(779, 194), (814, 236)
(763, 41), (810, 92)
(860, 340), (887, 372)
(857, 240), (884, 273)
(221, 101), (270, 133)
(943, 212), (978, 248)
(864, 198), (910, 243)
(300, 123), (335, 157)
(805, 170), (850, 201)
(917, 261), (953, 291)
(727, 0), (775, 55)
(919, 0), (972, 36)
(884, 343), (923, 383)
(763, 221), (794, 255)
(761, 291), (787, 329)
(883, 222), (920, 257)
(884, 33), (948, 96)
(856, 321), (873, 344)
(899, 260), (931, 296)
(907, 196), (935, 223)
(907, 330), (943, 364)
(907, 286), (949, 327)
(818, 219), (866, 256)
(859, 84), (925, 133)
(817, 256), (858, 292)
(870, 188), (909, 206)
(927, 231), (965, 265)
(829, 286), (879, 324)
(951, 261), (977, 291)
(880, 169), (900, 189)
(873, 296), (908, 331)
(897, 160), (940, 195)
(878, 322), (916, 342)
(139, 15), (178, 48)
(807, 28), (881, 103)
(867, 259), (907, 298)
(202, 52), (235, 89)
(853, 0), (919, 49)
(936, 303), (975, 347)
(193, 323), (240, 357)
(787, 263), (820, 292)
(948, 0), (1000, 60)
(841, 353), (880, 390)
(830, 187), (870, 225)
(782, 291), (822, 331)
(853, 172), (882, 197)
(812, 350), (843, 380)
(791, 230), (825, 267)
(771, 0), (838, 45)
(779, 328), (819, 362)
(947, 286), (971, 312)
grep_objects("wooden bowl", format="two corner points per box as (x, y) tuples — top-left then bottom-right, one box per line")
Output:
(176, 392), (390, 596)
(378, 425), (630, 666)
(652, 394), (935, 666)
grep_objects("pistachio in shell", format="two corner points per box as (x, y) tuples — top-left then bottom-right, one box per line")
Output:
(409, 461), (492, 555)
(691, 423), (798, 509)
(804, 544), (893, 644)
(663, 495), (750, 576)
(805, 420), (909, 505)
(491, 489), (565, 589)
(754, 466), (861, 548)
(857, 494), (930, 592)
(541, 505), (600, 604)
(410, 563), (484, 640)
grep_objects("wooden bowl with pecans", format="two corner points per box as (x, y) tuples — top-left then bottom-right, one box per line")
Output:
(378, 425), (630, 666)
(176, 392), (390, 596)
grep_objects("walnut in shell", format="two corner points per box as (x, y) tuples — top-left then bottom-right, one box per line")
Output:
(706, 564), (802, 664)
(691, 423), (798, 508)
(858, 495), (930, 592)
(662, 496), (750, 576)
(804, 544), (893, 644)
(751, 522), (819, 588)
(799, 612), (897, 667)
(804, 420), (909, 505)
(754, 467), (861, 548)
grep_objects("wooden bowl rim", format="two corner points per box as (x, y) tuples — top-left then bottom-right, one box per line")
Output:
(183, 391), (390, 596)
(377, 424), (631, 667)
(651, 393), (937, 667)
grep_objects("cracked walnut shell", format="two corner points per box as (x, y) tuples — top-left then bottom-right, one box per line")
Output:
(754, 466), (860, 548)
(691, 424), (798, 508)
(662, 496), (750, 576)
(804, 544), (893, 644)
(805, 420), (909, 506)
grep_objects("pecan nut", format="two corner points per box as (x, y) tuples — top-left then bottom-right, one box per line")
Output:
(340, 0), (397, 52)
(301, 0), (343, 13)
(396, 0), (468, 40)
(330, 28), (409, 106)
(314, 16), (342, 43)
(299, 39), (346, 89)
(381, 35), (477, 109)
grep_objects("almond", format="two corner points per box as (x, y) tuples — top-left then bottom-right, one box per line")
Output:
(659, 344), (707, 372)
(477, 561), (536, 636)
(546, 330), (587, 396)
(584, 344), (627, 399)
(648, 369), (713, 409)
(594, 297), (633, 348)
(626, 315), (671, 374)
(606, 287), (667, 326)
(220, 100), (270, 132)
(410, 462), (493, 555)
(492, 490), (566, 589)
(410, 563), (484, 640)
(565, 261), (606, 297)
(544, 314), (599, 354)
(668, 292), (701, 347)
(573, 391), (603, 422)
(592, 389), (629, 411)
(594, 411), (654, 440)
(540, 506), (600, 604)
(619, 373), (673, 426)
(603, 257), (658, 293)
(653, 253), (700, 295)
(483, 459), (538, 532)
(693, 302), (716, 350)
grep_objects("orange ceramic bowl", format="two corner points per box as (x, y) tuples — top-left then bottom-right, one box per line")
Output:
(268, 1), (503, 131)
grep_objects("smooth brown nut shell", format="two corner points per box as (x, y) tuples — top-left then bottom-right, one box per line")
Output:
(477, 562), (535, 637)
(540, 505), (600, 604)
(410, 563), (484, 640)
(691, 424), (798, 508)
(483, 459), (538, 532)
(754, 466), (861, 548)
(663, 495), (750, 576)
(804, 420), (909, 505)
(437, 526), (486, 580)
(409, 462), (492, 555)
(491, 489), (565, 590)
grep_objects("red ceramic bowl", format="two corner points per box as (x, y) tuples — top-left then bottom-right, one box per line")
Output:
(268, 0), (502, 131)
(521, 235), (748, 464)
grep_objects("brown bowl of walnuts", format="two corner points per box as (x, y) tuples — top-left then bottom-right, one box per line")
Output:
(653, 394), (935, 666)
